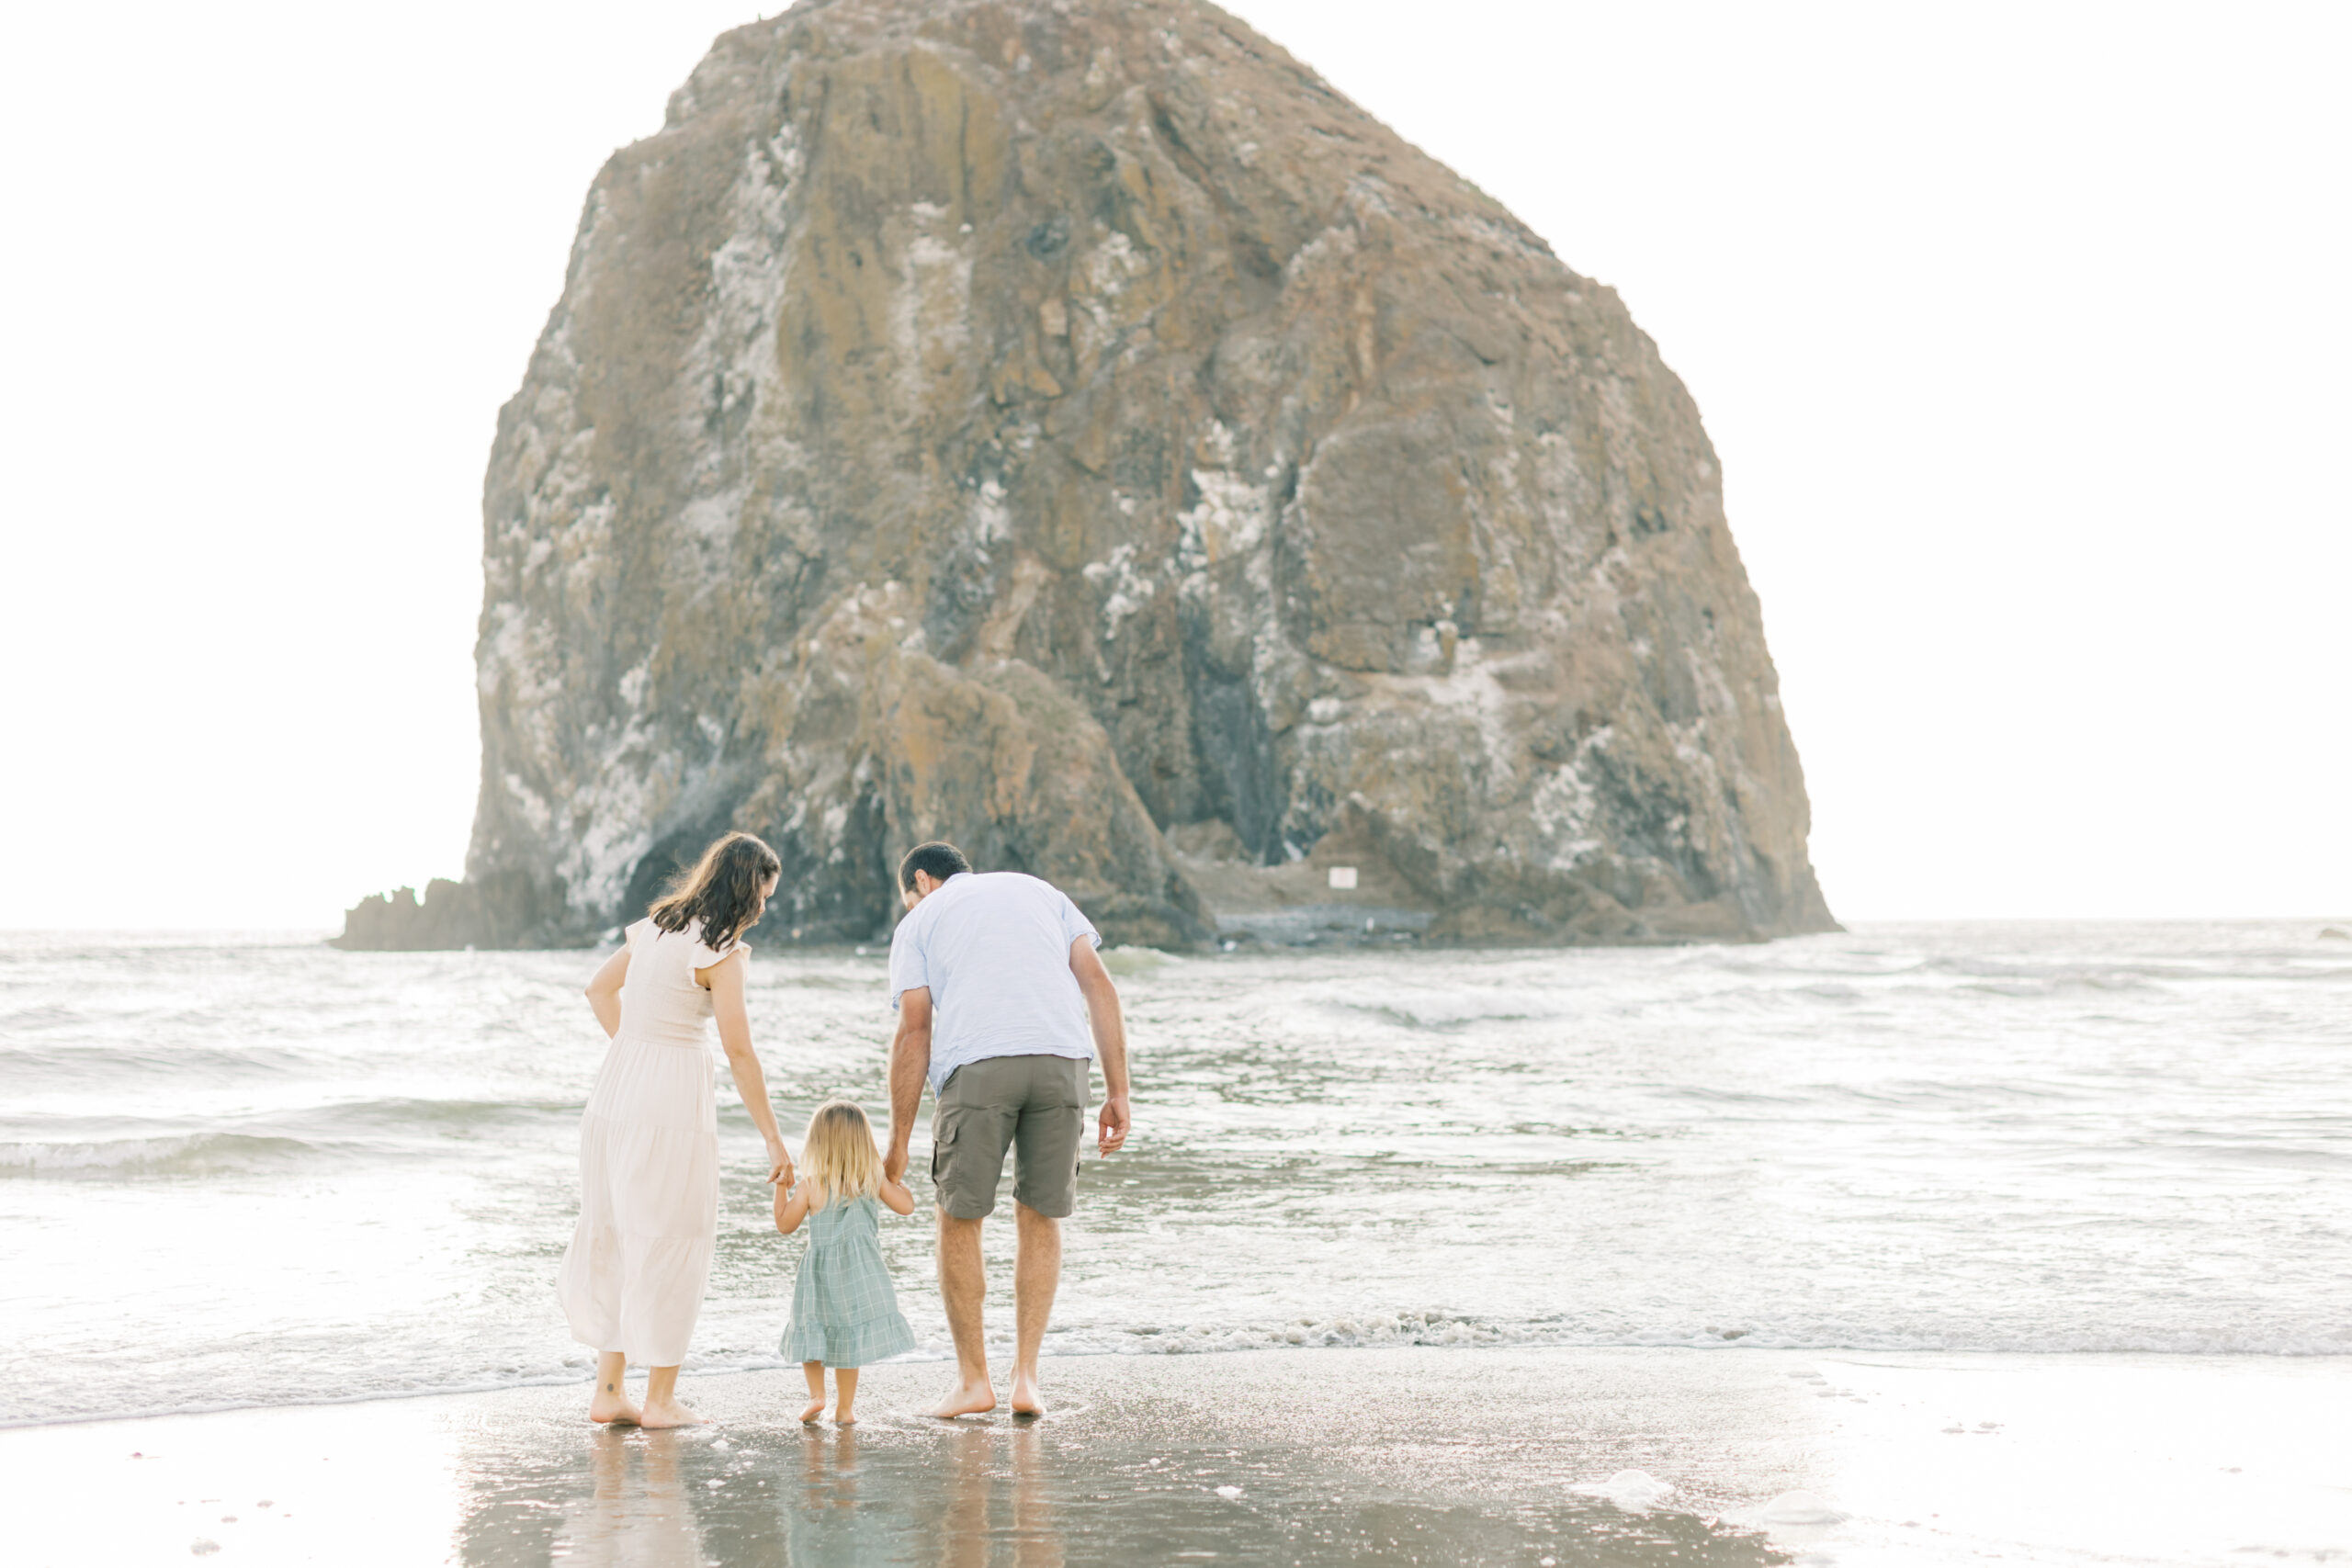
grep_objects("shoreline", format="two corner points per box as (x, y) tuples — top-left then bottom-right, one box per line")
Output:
(11, 1345), (2346, 1566)
(15, 1337), (2350, 1434)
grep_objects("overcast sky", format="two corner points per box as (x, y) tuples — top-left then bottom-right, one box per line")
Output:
(2, 0), (2344, 931)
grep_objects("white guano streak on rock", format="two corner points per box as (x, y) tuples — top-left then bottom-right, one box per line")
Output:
(501, 772), (552, 839)
(676, 124), (801, 570)
(971, 478), (1011, 549)
(1177, 423), (1271, 566)
(1372, 641), (1518, 784)
(529, 123), (803, 924)
(564, 752), (697, 918)
(889, 203), (972, 424)
(1468, 393), (1536, 630)
(1668, 644), (1763, 881)
(1071, 230), (1148, 373)
(1182, 469), (1269, 564)
(553, 652), (667, 918)
(1530, 727), (1613, 871)
(1081, 544), (1154, 640)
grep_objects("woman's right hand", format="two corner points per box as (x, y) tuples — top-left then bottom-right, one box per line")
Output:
(766, 1142), (792, 1188)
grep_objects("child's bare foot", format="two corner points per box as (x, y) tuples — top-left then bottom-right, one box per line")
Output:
(589, 1389), (643, 1426)
(799, 1400), (826, 1424)
(639, 1396), (706, 1428)
(927, 1379), (997, 1418)
(832, 1369), (858, 1426)
(1010, 1370), (1046, 1417)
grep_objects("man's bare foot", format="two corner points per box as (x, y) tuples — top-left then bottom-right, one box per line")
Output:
(799, 1400), (825, 1424)
(926, 1380), (997, 1418)
(639, 1396), (707, 1428)
(1010, 1371), (1046, 1417)
(589, 1391), (644, 1426)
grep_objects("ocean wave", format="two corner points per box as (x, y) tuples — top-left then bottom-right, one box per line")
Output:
(1310, 987), (1566, 1030)
(2177, 1140), (2352, 1168)
(0, 1132), (318, 1179)
(0, 1004), (87, 1033)
(0, 1098), (577, 1179)
(1035, 1313), (2352, 1360)
(1673, 950), (2352, 1002)
(0, 930), (328, 954)
(0, 1042), (318, 1084)
(1101, 945), (1187, 978)
(300, 1097), (578, 1132)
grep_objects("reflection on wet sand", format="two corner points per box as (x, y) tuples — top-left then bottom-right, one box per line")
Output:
(650, 1424), (1067, 1567)
(552, 1428), (707, 1568)
(778, 1418), (1067, 1568)
(786, 1424), (895, 1565)
(444, 1353), (1818, 1567)
(931, 1423), (1062, 1568)
(459, 1412), (1785, 1566)
(507, 1416), (1078, 1568)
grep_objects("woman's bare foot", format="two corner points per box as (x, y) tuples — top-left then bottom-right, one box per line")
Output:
(588, 1390), (644, 1426)
(926, 1379), (997, 1418)
(589, 1353), (640, 1425)
(1010, 1370), (1046, 1417)
(798, 1400), (826, 1424)
(834, 1413), (856, 1426)
(639, 1396), (707, 1428)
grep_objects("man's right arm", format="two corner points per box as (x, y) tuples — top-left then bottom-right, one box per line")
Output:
(884, 987), (933, 1183)
(1070, 938), (1130, 1155)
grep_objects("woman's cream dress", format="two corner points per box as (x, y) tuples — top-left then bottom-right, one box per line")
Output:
(557, 918), (744, 1367)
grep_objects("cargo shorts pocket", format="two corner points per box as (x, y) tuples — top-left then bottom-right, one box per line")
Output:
(929, 1120), (956, 1185)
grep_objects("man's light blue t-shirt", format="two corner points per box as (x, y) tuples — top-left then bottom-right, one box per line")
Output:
(887, 872), (1102, 1095)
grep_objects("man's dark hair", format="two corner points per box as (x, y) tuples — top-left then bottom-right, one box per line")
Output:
(899, 840), (972, 891)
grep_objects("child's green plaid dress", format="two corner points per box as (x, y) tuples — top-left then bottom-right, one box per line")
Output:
(780, 1192), (917, 1368)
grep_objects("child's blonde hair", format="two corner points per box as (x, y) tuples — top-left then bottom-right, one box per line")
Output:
(797, 1100), (882, 1212)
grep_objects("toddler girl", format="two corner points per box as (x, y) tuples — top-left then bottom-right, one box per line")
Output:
(775, 1100), (917, 1423)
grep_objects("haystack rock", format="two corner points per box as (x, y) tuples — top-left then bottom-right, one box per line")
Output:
(338, 0), (1836, 951)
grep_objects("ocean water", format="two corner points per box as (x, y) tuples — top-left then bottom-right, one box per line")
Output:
(1, 922), (2346, 1427)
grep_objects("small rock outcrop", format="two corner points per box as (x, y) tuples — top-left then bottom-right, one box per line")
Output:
(341, 0), (1834, 949)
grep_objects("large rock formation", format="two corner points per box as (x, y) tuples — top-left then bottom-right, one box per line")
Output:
(340, 0), (1835, 950)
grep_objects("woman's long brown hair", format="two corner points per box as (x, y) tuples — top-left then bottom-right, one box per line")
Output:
(648, 831), (783, 953)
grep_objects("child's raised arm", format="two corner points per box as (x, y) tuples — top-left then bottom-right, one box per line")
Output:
(876, 1167), (916, 1216)
(775, 1178), (810, 1235)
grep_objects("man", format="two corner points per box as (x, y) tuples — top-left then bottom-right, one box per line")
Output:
(881, 841), (1133, 1418)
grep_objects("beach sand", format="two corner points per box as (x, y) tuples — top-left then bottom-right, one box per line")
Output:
(11, 1348), (2346, 1566)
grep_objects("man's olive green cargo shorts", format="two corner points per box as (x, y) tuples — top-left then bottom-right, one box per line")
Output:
(929, 1054), (1089, 1219)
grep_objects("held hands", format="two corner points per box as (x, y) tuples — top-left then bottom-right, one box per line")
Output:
(765, 1139), (794, 1189)
(883, 1139), (910, 1186)
(1097, 1094), (1131, 1156)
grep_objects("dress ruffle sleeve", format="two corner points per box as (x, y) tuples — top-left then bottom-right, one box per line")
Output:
(686, 929), (748, 971)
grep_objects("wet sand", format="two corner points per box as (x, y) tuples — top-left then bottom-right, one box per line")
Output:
(10, 1347), (2346, 1566)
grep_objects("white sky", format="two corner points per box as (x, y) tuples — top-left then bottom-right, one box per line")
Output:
(2, 1), (2344, 931)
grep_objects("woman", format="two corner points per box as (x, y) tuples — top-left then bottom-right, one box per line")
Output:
(559, 830), (794, 1427)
